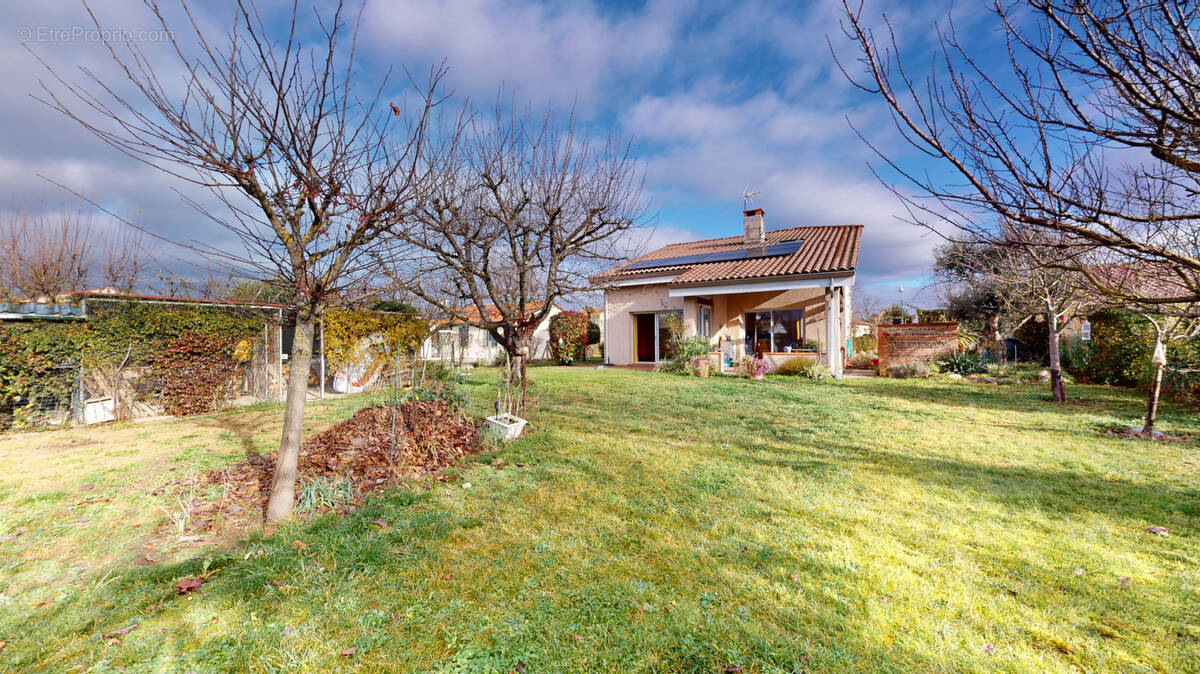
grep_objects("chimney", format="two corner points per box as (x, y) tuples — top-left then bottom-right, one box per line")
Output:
(743, 208), (765, 245)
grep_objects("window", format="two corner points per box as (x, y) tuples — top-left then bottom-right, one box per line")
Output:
(1080, 319), (1091, 342)
(744, 310), (808, 354)
(697, 305), (712, 339)
(458, 325), (470, 349)
(772, 309), (807, 351)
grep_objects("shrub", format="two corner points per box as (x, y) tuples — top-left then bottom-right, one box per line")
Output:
(549, 311), (590, 365)
(1163, 367), (1200, 406)
(656, 335), (712, 375)
(887, 361), (929, 379)
(934, 350), (988, 375)
(852, 333), (876, 354)
(776, 357), (834, 380)
(1060, 334), (1091, 373)
(957, 325), (979, 351)
(406, 380), (467, 412)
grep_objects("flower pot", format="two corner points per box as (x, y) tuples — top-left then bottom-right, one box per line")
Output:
(484, 413), (527, 441)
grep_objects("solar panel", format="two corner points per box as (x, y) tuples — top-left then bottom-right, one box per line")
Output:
(622, 238), (805, 272)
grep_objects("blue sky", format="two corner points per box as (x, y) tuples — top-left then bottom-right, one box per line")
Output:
(0, 1), (1006, 306)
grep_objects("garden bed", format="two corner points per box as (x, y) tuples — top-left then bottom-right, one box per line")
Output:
(183, 402), (480, 529)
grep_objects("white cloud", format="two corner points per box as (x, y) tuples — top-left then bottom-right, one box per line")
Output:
(361, 0), (687, 109)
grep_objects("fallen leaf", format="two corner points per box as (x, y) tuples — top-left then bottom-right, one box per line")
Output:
(514, 662), (526, 673)
(372, 518), (388, 528)
(340, 646), (358, 657)
(34, 598), (53, 607)
(282, 626), (295, 636)
(1118, 576), (1130, 589)
(174, 577), (204, 595)
(0, 640), (6, 650)
(789, 573), (800, 582)
(722, 666), (743, 673)
(1146, 526), (1169, 537)
(1072, 567), (1084, 576)
(291, 540), (308, 552)
(102, 624), (139, 639)
(982, 644), (995, 655)
(133, 555), (156, 566)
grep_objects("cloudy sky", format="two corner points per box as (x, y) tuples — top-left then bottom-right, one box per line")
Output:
(0, 0), (1004, 305)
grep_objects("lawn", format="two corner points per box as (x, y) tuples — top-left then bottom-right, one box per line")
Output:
(0, 369), (1197, 672)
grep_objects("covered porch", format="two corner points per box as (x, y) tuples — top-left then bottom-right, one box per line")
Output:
(606, 274), (851, 375)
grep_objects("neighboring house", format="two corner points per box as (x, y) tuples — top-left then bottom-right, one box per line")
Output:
(852, 320), (874, 338)
(420, 302), (562, 364)
(592, 208), (861, 375)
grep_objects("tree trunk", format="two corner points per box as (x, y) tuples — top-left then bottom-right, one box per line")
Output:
(266, 313), (316, 524)
(1047, 325), (1065, 403)
(987, 314), (1005, 365)
(1143, 363), (1164, 436)
(501, 338), (531, 418)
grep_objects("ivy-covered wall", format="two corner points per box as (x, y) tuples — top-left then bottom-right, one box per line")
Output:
(0, 300), (276, 428)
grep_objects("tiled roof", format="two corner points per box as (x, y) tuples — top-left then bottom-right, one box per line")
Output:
(435, 302), (553, 327)
(593, 225), (862, 286)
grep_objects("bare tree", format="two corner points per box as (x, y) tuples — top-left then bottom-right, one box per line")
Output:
(937, 227), (1088, 401)
(836, 1), (1200, 308)
(0, 206), (145, 300)
(33, 0), (447, 523)
(387, 103), (645, 415)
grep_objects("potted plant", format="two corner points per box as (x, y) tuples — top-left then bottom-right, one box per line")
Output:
(484, 357), (527, 440)
(690, 356), (710, 378)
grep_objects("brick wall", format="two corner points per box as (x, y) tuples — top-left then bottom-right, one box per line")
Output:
(877, 322), (958, 370)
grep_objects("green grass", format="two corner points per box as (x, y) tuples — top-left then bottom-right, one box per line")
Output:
(1, 369), (1198, 672)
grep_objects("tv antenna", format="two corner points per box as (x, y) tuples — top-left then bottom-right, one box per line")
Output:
(743, 186), (761, 209)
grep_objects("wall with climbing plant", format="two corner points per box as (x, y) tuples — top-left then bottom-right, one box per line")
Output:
(321, 308), (429, 388)
(0, 299), (279, 428)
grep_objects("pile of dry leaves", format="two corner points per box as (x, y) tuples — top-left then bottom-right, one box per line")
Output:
(185, 402), (480, 528)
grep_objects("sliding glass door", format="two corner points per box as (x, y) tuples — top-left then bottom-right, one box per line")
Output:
(634, 311), (682, 362)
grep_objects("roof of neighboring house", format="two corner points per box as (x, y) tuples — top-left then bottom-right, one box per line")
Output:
(434, 301), (557, 327)
(593, 224), (862, 286)
(1085, 262), (1198, 304)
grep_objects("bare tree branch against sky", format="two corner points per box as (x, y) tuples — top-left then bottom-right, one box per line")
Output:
(1, 0), (1003, 306)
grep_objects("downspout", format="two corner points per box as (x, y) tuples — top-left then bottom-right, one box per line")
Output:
(319, 317), (325, 399)
(603, 290), (611, 365)
(278, 310), (284, 402)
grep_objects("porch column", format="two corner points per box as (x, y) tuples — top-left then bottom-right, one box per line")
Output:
(825, 287), (843, 376)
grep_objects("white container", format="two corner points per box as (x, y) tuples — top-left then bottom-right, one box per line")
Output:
(484, 413), (527, 441)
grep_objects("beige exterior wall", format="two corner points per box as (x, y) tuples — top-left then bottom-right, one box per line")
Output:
(422, 306), (561, 364)
(604, 284), (686, 365)
(604, 283), (851, 368)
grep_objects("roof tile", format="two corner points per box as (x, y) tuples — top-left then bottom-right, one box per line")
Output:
(594, 225), (862, 285)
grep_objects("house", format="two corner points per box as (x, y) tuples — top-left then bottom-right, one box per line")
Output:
(592, 208), (861, 375)
(420, 302), (562, 364)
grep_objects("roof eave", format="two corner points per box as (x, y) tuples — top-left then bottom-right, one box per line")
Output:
(667, 268), (856, 289)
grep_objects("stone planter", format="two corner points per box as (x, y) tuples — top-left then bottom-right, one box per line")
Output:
(484, 413), (527, 441)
